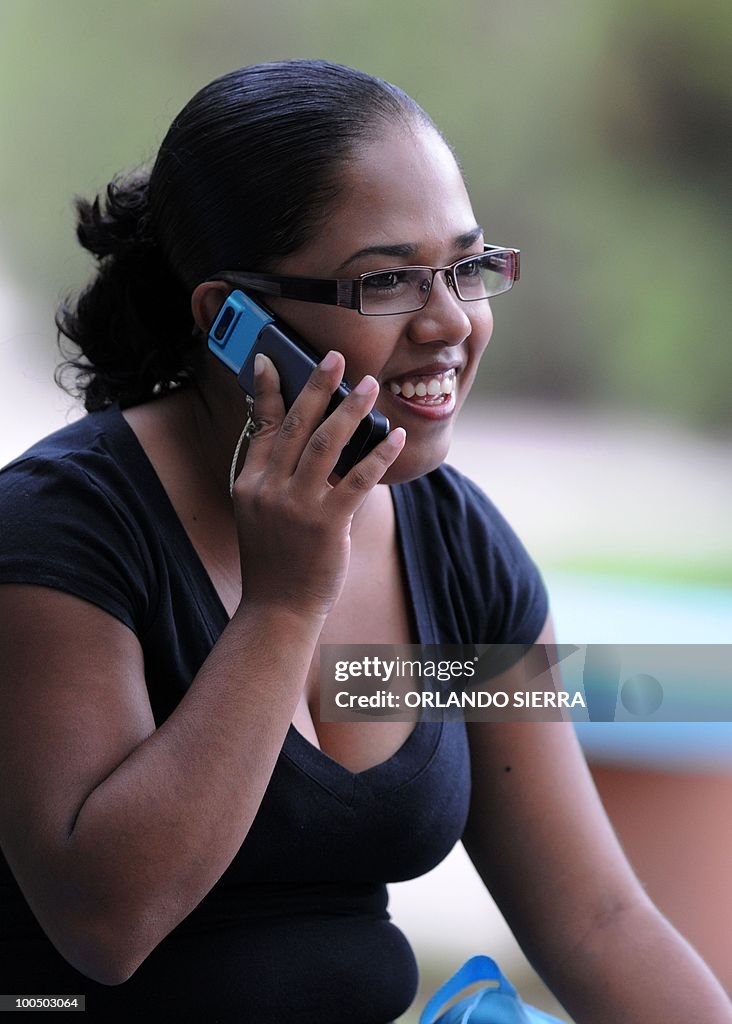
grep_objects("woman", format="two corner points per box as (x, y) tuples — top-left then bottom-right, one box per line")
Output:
(0, 61), (729, 1023)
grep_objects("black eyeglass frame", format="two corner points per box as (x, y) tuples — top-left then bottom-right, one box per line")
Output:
(208, 244), (520, 316)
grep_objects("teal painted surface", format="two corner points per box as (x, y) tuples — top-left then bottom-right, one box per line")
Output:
(547, 571), (732, 770)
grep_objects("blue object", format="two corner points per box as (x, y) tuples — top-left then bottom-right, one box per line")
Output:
(207, 290), (273, 373)
(420, 956), (566, 1024)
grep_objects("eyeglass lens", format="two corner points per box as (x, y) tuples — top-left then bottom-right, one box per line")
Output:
(360, 250), (516, 314)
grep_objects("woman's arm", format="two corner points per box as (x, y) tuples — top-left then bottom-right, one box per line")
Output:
(0, 353), (405, 986)
(462, 616), (732, 1023)
(0, 587), (322, 986)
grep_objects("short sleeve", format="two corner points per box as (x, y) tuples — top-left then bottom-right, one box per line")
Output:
(0, 454), (152, 633)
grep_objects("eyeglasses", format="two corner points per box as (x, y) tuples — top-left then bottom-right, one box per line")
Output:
(210, 244), (520, 316)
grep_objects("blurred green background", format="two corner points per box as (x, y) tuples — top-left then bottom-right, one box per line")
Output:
(1, 3), (731, 1019)
(2, 0), (731, 427)
(2, 0), (731, 585)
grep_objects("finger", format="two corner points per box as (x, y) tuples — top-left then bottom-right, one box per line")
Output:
(325, 426), (407, 517)
(237, 352), (286, 474)
(294, 372), (384, 486)
(264, 349), (348, 476)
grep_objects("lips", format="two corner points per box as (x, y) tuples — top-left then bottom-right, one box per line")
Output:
(380, 366), (458, 421)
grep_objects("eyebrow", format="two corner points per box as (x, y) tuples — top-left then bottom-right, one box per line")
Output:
(335, 225), (485, 272)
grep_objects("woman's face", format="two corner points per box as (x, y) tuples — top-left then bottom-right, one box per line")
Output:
(263, 124), (494, 484)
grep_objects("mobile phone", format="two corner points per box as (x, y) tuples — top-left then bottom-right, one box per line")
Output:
(208, 289), (390, 478)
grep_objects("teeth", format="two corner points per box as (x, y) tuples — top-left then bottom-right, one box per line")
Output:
(389, 368), (456, 399)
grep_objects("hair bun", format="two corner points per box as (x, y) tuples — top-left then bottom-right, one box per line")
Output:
(75, 172), (155, 262)
(58, 60), (431, 412)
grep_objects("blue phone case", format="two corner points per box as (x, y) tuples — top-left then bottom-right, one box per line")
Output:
(208, 290), (390, 478)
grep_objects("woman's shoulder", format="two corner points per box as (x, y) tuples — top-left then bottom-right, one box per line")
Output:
(2, 405), (133, 480)
(0, 404), (165, 529)
(0, 406), (159, 632)
(397, 461), (522, 547)
(396, 462), (548, 644)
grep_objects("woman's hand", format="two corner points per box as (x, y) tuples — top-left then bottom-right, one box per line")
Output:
(231, 350), (405, 622)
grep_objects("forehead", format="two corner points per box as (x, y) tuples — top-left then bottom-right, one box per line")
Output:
(283, 126), (478, 273)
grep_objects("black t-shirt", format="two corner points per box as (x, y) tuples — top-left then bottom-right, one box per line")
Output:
(0, 405), (548, 1022)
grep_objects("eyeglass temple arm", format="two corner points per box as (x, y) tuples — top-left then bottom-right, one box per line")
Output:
(208, 271), (360, 309)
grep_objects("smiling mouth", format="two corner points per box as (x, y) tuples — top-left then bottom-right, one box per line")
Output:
(386, 367), (456, 405)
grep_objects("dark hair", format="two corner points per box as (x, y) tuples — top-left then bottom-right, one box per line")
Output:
(56, 60), (434, 411)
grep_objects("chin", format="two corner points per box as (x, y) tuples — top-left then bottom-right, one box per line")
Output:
(379, 440), (450, 486)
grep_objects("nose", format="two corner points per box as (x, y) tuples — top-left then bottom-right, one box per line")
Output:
(406, 268), (473, 346)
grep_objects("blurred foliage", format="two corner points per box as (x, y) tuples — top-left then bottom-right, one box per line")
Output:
(553, 554), (732, 588)
(1, 0), (730, 427)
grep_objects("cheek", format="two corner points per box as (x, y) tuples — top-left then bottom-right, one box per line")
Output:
(468, 303), (494, 363)
(265, 301), (358, 366)
(315, 318), (394, 383)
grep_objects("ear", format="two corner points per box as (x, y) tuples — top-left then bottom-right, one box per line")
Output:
(191, 281), (230, 334)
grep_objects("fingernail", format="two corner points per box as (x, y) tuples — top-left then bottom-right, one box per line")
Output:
(386, 427), (406, 447)
(254, 353), (269, 375)
(320, 350), (340, 371)
(353, 375), (378, 396)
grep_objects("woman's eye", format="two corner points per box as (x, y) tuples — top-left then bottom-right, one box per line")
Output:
(364, 271), (403, 292)
(457, 259), (481, 279)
